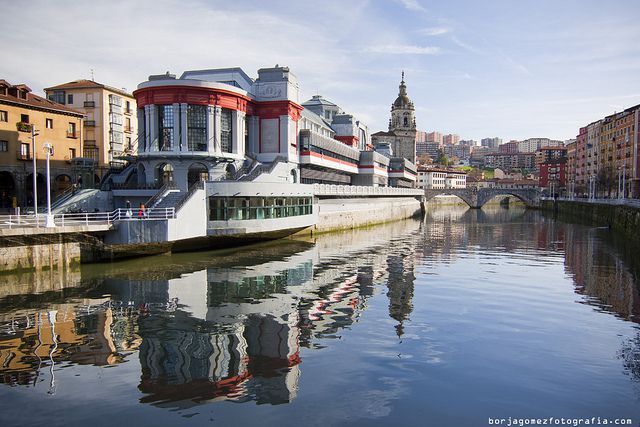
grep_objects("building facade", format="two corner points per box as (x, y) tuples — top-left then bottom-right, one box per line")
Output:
(417, 167), (466, 189)
(44, 80), (137, 180)
(481, 137), (502, 149)
(570, 104), (639, 198)
(0, 80), (83, 209)
(112, 66), (415, 193)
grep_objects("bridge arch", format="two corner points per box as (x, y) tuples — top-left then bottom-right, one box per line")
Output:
(423, 187), (540, 209)
(476, 188), (539, 208)
(424, 189), (477, 208)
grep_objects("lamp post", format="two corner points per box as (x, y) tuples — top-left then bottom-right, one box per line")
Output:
(31, 126), (39, 224)
(624, 164), (627, 199)
(43, 143), (55, 228)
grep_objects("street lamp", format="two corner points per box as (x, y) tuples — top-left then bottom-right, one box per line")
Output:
(31, 126), (39, 224)
(43, 142), (55, 228)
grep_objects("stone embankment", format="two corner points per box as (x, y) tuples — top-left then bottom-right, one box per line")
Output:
(542, 199), (640, 240)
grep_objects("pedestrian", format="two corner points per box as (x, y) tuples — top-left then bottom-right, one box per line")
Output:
(138, 203), (146, 219)
(125, 200), (132, 218)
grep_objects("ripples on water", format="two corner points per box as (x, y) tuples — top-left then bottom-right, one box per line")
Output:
(0, 205), (639, 426)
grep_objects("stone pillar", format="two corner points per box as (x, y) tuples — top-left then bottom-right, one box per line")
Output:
(247, 115), (259, 156)
(233, 110), (246, 157)
(214, 106), (222, 156)
(207, 105), (216, 155)
(146, 105), (156, 153)
(171, 103), (179, 152)
(179, 103), (188, 152)
(137, 108), (145, 153)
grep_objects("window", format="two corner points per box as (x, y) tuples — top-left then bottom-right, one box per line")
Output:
(0, 110), (7, 122)
(0, 140), (7, 152)
(158, 105), (174, 151)
(187, 105), (207, 151)
(220, 108), (232, 153)
(109, 94), (122, 106)
(67, 122), (76, 137)
(125, 100), (131, 113)
(21, 114), (29, 123)
(83, 147), (99, 161)
(48, 91), (65, 104)
(46, 118), (53, 129)
(69, 148), (76, 159)
(125, 117), (131, 131)
(126, 137), (132, 151)
(67, 94), (73, 105)
(20, 143), (29, 159)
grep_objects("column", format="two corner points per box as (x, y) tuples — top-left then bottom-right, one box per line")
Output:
(247, 115), (259, 156)
(171, 103), (180, 152)
(214, 106), (222, 156)
(207, 105), (216, 155)
(233, 110), (246, 157)
(137, 108), (145, 153)
(179, 103), (188, 152)
(147, 105), (157, 152)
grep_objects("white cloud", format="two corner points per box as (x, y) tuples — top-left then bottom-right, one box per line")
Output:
(366, 45), (441, 55)
(451, 36), (483, 55)
(393, 0), (426, 12)
(418, 27), (451, 36)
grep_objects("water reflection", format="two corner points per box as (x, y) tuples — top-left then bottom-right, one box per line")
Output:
(1, 207), (640, 423)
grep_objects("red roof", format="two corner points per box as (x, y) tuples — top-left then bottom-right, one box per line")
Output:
(44, 79), (133, 97)
(0, 80), (83, 116)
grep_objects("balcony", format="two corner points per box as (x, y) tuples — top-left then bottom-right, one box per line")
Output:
(84, 101), (96, 108)
(16, 122), (32, 133)
(16, 149), (31, 160)
(124, 125), (132, 133)
(84, 120), (96, 127)
(124, 108), (132, 115)
(67, 131), (78, 139)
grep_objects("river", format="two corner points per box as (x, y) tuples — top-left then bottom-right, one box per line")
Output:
(1, 205), (639, 427)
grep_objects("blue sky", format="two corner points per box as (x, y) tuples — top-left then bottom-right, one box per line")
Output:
(3, 0), (639, 141)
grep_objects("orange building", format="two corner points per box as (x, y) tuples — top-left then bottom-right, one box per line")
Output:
(0, 80), (83, 210)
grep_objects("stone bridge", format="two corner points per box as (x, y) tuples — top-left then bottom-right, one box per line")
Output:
(424, 187), (541, 208)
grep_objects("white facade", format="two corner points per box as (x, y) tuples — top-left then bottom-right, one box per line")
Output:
(417, 169), (467, 189)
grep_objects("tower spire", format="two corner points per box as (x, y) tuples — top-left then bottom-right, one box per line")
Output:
(401, 70), (404, 83)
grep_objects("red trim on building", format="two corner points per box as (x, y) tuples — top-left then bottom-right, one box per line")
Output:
(133, 85), (255, 112)
(254, 100), (303, 121)
(300, 150), (358, 168)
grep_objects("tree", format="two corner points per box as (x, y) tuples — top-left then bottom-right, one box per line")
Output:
(435, 149), (450, 166)
(597, 166), (616, 197)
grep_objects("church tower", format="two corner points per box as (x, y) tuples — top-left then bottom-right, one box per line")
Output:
(388, 72), (417, 163)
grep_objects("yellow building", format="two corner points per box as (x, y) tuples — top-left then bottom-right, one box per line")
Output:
(44, 80), (137, 180)
(0, 80), (84, 210)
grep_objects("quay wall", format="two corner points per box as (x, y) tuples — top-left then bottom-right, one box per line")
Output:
(542, 200), (640, 240)
(0, 239), (81, 273)
(312, 197), (423, 233)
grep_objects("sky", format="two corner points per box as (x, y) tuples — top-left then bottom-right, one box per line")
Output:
(3, 0), (640, 142)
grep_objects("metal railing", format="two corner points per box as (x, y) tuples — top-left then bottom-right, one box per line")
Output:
(312, 184), (423, 197)
(0, 208), (176, 230)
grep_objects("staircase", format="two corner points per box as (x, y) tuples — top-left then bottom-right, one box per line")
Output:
(150, 190), (183, 209)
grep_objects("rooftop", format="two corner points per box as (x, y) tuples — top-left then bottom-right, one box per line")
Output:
(0, 79), (83, 116)
(44, 79), (133, 98)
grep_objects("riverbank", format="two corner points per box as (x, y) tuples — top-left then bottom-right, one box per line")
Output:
(542, 199), (640, 241)
(0, 195), (424, 273)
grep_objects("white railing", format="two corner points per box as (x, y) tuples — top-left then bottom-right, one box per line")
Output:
(312, 183), (423, 197)
(0, 208), (176, 230)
